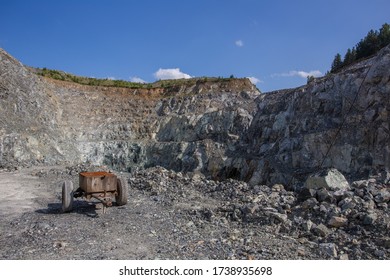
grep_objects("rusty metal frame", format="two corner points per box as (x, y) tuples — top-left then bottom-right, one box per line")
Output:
(77, 171), (119, 211)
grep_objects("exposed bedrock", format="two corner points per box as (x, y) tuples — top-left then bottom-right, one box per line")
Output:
(1, 45), (389, 186)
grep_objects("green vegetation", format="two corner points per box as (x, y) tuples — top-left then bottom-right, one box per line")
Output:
(306, 75), (315, 84)
(330, 23), (390, 73)
(36, 68), (145, 88)
(33, 68), (240, 90)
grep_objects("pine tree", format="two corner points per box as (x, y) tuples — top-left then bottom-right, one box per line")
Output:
(329, 23), (389, 73)
(331, 53), (343, 73)
(343, 48), (356, 66)
(356, 29), (380, 59)
(379, 23), (390, 48)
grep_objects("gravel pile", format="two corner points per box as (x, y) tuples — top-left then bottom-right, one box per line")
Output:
(129, 167), (390, 259)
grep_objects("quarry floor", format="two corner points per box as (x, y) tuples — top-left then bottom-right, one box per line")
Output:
(0, 165), (388, 260)
(0, 165), (323, 260)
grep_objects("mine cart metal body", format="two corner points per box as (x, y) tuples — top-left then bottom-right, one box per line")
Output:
(79, 171), (117, 197)
(62, 171), (128, 213)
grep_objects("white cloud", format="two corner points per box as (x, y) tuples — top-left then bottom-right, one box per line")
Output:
(273, 70), (322, 79)
(154, 68), (192, 80)
(247, 76), (263, 84)
(235, 40), (244, 47)
(130, 76), (147, 83)
(106, 76), (116, 80)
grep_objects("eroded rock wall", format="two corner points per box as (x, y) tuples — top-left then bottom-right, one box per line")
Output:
(245, 46), (390, 186)
(50, 77), (259, 174)
(0, 49), (77, 166)
(1, 46), (389, 186)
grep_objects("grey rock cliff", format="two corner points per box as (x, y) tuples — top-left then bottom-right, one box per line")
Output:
(0, 49), (77, 166)
(244, 46), (390, 185)
(1, 45), (389, 186)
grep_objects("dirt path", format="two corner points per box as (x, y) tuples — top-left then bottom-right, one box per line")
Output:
(0, 168), (49, 221)
(0, 166), (159, 259)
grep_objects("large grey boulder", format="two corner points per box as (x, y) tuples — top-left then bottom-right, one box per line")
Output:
(304, 168), (350, 191)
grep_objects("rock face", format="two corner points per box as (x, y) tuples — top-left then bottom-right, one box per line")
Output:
(0, 50), (76, 166)
(245, 46), (390, 185)
(1, 45), (390, 186)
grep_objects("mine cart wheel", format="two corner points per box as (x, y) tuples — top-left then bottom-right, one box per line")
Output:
(116, 177), (128, 206)
(62, 181), (74, 213)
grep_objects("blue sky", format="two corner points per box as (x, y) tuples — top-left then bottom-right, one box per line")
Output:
(1, 0), (389, 92)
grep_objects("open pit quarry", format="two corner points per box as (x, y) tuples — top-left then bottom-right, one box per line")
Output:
(0, 46), (389, 259)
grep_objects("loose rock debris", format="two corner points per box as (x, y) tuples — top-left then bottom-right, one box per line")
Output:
(0, 165), (389, 260)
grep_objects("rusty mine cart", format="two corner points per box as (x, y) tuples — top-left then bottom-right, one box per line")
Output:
(61, 171), (128, 213)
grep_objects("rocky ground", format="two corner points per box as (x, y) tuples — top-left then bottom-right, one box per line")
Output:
(0, 165), (389, 260)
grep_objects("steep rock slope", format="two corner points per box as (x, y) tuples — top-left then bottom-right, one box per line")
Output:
(0, 49), (76, 166)
(245, 46), (390, 186)
(1, 46), (389, 186)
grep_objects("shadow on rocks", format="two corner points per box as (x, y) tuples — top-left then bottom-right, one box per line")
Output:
(35, 201), (99, 218)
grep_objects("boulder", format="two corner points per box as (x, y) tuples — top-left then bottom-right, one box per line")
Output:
(319, 243), (338, 258)
(374, 189), (390, 203)
(362, 212), (378, 225)
(352, 180), (369, 189)
(301, 220), (314, 232)
(268, 212), (289, 224)
(302, 197), (319, 209)
(328, 216), (348, 228)
(305, 169), (350, 191)
(312, 223), (331, 237)
(317, 188), (335, 202)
